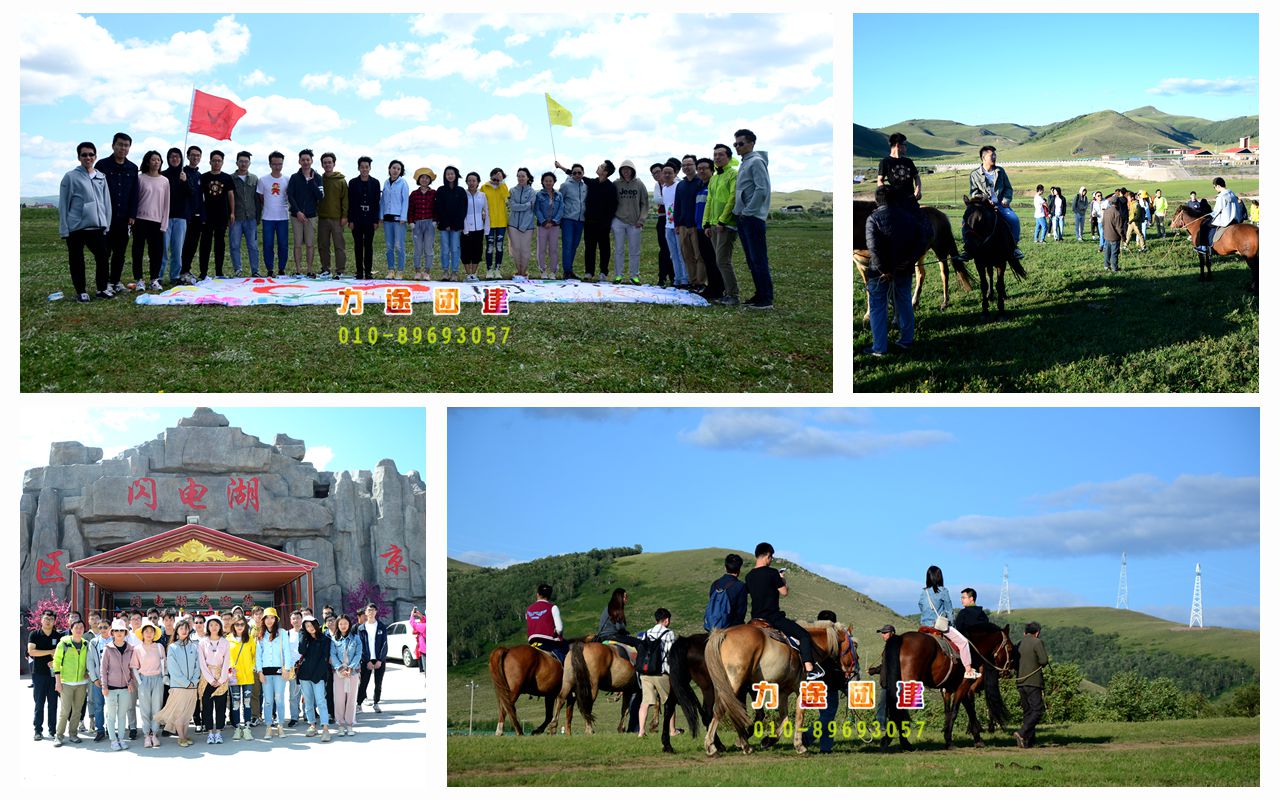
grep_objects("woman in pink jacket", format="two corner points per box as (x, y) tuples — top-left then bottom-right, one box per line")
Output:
(409, 608), (425, 674)
(198, 617), (232, 744)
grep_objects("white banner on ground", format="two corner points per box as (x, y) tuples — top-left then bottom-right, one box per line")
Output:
(133, 277), (710, 307)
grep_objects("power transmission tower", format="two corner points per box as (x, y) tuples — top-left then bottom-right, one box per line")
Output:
(1116, 552), (1129, 610)
(1189, 563), (1204, 628)
(997, 564), (1011, 614)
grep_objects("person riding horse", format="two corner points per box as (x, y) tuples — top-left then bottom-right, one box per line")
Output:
(961, 145), (1024, 261)
(745, 542), (824, 681)
(918, 566), (980, 680)
(1197, 177), (1245, 260)
(525, 583), (568, 662)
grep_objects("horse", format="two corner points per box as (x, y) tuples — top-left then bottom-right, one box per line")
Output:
(549, 640), (639, 735)
(879, 622), (1014, 750)
(660, 633), (729, 754)
(702, 621), (857, 756)
(961, 198), (1027, 318)
(488, 644), (565, 736)
(1169, 204), (1259, 293)
(854, 200), (973, 321)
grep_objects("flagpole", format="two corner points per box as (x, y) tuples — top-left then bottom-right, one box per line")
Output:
(183, 86), (196, 154)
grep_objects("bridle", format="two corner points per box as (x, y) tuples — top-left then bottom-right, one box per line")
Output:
(837, 627), (859, 680)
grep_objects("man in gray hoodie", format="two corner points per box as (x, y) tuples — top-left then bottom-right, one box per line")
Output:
(732, 129), (773, 309)
(612, 160), (649, 284)
(58, 141), (114, 301)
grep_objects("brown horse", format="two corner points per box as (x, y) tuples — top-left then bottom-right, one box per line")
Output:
(549, 641), (639, 735)
(1169, 204), (1259, 292)
(702, 621), (857, 756)
(488, 644), (565, 735)
(854, 201), (973, 320)
(880, 622), (1014, 750)
(962, 198), (1027, 318)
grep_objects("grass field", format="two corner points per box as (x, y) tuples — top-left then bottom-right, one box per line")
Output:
(20, 209), (832, 392)
(853, 168), (1259, 392)
(447, 716), (1258, 786)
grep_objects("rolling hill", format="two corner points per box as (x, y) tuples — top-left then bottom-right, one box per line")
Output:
(855, 106), (1257, 160)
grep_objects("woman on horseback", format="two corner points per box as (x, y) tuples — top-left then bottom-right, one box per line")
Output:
(918, 566), (979, 680)
(596, 588), (643, 648)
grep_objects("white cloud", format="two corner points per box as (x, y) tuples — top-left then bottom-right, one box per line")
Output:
(16, 409), (164, 475)
(301, 72), (334, 91)
(305, 445), (335, 471)
(756, 97), (834, 147)
(375, 95), (434, 122)
(465, 114), (529, 143)
(416, 35), (515, 82)
(493, 69), (555, 98)
(929, 474), (1259, 557)
(356, 80), (382, 100)
(235, 95), (348, 138)
(377, 124), (463, 153)
(241, 69), (274, 87)
(677, 110), (714, 128)
(679, 409), (953, 458)
(450, 550), (522, 569)
(505, 33), (530, 47)
(1148, 77), (1257, 96)
(361, 43), (415, 79)
(22, 133), (76, 159)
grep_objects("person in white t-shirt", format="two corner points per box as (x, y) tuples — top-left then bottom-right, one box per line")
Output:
(257, 151), (291, 277)
(635, 608), (679, 738)
(1033, 184), (1048, 244)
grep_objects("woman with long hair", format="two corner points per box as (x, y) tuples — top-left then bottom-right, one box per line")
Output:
(296, 617), (333, 742)
(918, 565), (979, 680)
(461, 171), (490, 281)
(197, 616), (231, 744)
(595, 588), (642, 647)
(227, 618), (257, 740)
(156, 619), (199, 746)
(329, 614), (363, 736)
(381, 159), (410, 279)
(254, 607), (289, 740)
(132, 150), (170, 291)
(434, 166), (467, 280)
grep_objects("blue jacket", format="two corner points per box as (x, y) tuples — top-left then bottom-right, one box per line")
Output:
(358, 621), (389, 663)
(674, 176), (703, 228)
(381, 176), (410, 222)
(919, 587), (955, 627)
(709, 573), (748, 627)
(254, 630), (298, 671)
(329, 634), (364, 671)
(97, 156), (139, 221)
(166, 639), (201, 689)
(508, 184), (537, 231)
(560, 177), (586, 222)
(535, 190), (563, 225)
(286, 169), (325, 218)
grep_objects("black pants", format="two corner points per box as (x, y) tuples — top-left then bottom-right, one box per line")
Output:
(656, 217), (673, 284)
(202, 684), (228, 730)
(583, 221), (611, 276)
(131, 218), (164, 282)
(32, 672), (58, 735)
(352, 223), (375, 279)
(357, 662), (386, 705)
(107, 220), (131, 285)
(697, 228), (724, 299)
(1017, 685), (1044, 745)
(66, 228), (110, 295)
(199, 221), (228, 277)
(757, 613), (814, 665)
(326, 671), (335, 721)
(461, 231), (484, 264)
(183, 217), (204, 274)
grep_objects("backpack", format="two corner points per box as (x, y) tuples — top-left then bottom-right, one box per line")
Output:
(704, 580), (733, 631)
(636, 630), (667, 676)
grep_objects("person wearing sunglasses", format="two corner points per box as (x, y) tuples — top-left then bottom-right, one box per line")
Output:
(58, 141), (114, 301)
(731, 129), (774, 310)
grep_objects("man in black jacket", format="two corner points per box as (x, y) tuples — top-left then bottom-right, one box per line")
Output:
(863, 185), (930, 357)
(1073, 187), (1091, 241)
(953, 588), (990, 635)
(705, 553), (748, 630)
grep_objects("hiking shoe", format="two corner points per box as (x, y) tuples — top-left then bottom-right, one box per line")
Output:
(306, 724), (317, 737)
(77, 293), (91, 303)
(242, 726), (254, 741)
(805, 665), (826, 681)
(374, 703), (382, 713)
(149, 280), (163, 291)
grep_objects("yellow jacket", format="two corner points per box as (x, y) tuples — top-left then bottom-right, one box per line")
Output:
(481, 182), (510, 228)
(228, 635), (257, 685)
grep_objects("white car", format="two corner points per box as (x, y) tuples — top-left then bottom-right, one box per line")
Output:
(385, 619), (420, 667)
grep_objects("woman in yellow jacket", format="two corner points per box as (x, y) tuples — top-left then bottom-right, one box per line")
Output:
(227, 618), (257, 740)
(481, 168), (510, 279)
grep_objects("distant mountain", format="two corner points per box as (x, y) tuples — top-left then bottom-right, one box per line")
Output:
(855, 106), (1258, 160)
(21, 196), (58, 205)
(447, 557), (480, 573)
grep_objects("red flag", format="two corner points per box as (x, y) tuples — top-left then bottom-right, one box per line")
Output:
(188, 90), (247, 140)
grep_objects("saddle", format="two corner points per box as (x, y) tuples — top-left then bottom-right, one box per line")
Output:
(597, 641), (637, 667)
(918, 626), (960, 661)
(528, 640), (566, 664)
(748, 619), (801, 652)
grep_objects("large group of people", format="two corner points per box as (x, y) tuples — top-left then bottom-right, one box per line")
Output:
(523, 545), (1051, 751)
(56, 129), (777, 309)
(28, 602), (425, 751)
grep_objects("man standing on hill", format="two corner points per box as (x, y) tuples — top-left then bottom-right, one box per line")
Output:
(1014, 621), (1049, 748)
(745, 542), (823, 681)
(733, 129), (774, 309)
(526, 584), (567, 661)
(704, 553), (748, 630)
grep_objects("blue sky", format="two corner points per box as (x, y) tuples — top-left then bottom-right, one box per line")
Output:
(21, 12), (833, 197)
(17, 407), (425, 478)
(449, 408), (1258, 629)
(855, 14), (1259, 128)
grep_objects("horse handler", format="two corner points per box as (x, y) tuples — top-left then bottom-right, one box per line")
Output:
(863, 185), (930, 357)
(1014, 621), (1049, 748)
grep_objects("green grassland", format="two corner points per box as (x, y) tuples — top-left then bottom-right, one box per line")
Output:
(20, 209), (832, 392)
(447, 716), (1259, 786)
(852, 167), (1259, 392)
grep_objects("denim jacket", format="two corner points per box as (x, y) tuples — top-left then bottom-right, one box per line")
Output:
(166, 639), (201, 689)
(918, 587), (955, 627)
(254, 630), (298, 672)
(535, 190), (563, 225)
(329, 635), (364, 672)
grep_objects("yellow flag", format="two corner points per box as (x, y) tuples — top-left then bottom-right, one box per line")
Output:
(545, 94), (572, 127)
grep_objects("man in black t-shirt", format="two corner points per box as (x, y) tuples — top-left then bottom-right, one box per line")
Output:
(744, 542), (823, 681)
(877, 132), (921, 206)
(199, 150), (237, 279)
(27, 610), (62, 740)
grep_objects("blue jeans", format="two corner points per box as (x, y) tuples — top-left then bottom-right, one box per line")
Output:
(229, 218), (259, 275)
(290, 677), (303, 721)
(261, 674), (286, 725)
(90, 681), (105, 732)
(485, 227), (506, 269)
(229, 683), (253, 726)
(561, 218), (584, 272)
(440, 229), (461, 272)
(1074, 212), (1086, 240)
(664, 227), (687, 285)
(301, 680), (329, 726)
(385, 221), (406, 271)
(737, 215), (774, 304)
(163, 217), (188, 281)
(1052, 216), (1064, 240)
(867, 272), (914, 354)
(1034, 217), (1048, 242)
(1102, 240), (1120, 272)
(262, 219), (289, 273)
(998, 206), (1021, 242)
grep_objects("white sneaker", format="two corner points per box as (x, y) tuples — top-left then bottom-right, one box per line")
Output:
(149, 280), (163, 291)
(113, 282), (126, 294)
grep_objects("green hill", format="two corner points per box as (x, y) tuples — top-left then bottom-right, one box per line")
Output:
(872, 118), (1034, 157)
(1002, 607), (1258, 671)
(1005, 110), (1185, 159)
(854, 123), (955, 159)
(448, 558), (481, 573)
